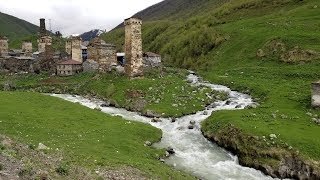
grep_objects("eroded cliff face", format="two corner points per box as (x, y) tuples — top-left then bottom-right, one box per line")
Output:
(202, 124), (320, 180)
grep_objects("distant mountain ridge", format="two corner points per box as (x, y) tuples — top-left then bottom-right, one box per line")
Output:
(80, 29), (105, 41)
(0, 12), (38, 40)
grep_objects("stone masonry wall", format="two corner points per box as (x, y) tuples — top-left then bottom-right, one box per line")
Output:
(71, 36), (82, 63)
(312, 82), (320, 108)
(124, 18), (143, 77)
(22, 42), (33, 57)
(38, 36), (52, 53)
(0, 37), (9, 57)
(65, 41), (72, 55)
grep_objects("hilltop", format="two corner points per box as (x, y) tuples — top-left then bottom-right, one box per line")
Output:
(0, 12), (38, 40)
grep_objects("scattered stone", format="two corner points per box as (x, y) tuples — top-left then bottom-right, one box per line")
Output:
(311, 118), (320, 125)
(171, 118), (177, 123)
(190, 120), (196, 125)
(144, 141), (152, 147)
(269, 134), (277, 139)
(272, 113), (277, 119)
(202, 111), (208, 115)
(144, 110), (160, 118)
(280, 114), (288, 119)
(188, 125), (194, 130)
(306, 112), (313, 117)
(37, 143), (49, 150)
(159, 159), (165, 163)
(225, 100), (232, 105)
(256, 49), (266, 58)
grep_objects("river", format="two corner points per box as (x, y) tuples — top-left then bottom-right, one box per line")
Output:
(50, 73), (275, 180)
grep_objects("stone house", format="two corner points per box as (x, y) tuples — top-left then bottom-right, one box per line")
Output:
(143, 52), (162, 68)
(57, 59), (83, 76)
(22, 41), (33, 57)
(87, 37), (117, 72)
(83, 59), (99, 72)
(0, 56), (35, 73)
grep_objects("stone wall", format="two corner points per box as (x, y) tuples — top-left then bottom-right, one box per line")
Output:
(0, 37), (9, 57)
(124, 18), (143, 77)
(71, 36), (82, 63)
(22, 41), (33, 57)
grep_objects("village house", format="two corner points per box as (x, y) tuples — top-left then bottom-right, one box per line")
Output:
(143, 52), (162, 68)
(56, 59), (83, 76)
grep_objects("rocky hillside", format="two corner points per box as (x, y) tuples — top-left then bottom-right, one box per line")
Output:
(0, 12), (38, 40)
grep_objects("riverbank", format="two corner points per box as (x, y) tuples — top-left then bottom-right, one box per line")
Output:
(0, 68), (227, 118)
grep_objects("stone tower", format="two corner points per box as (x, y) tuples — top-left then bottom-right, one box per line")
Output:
(0, 36), (8, 57)
(71, 36), (82, 63)
(22, 41), (33, 57)
(124, 17), (143, 77)
(39, 18), (46, 36)
(38, 18), (52, 53)
(65, 40), (72, 55)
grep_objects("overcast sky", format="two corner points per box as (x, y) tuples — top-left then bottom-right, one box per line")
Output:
(0, 0), (163, 36)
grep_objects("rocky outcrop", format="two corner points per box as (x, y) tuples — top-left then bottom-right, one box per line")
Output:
(202, 125), (320, 180)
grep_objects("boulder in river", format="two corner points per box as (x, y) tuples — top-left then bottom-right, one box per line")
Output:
(166, 147), (175, 154)
(171, 118), (177, 123)
(190, 120), (196, 125)
(144, 141), (152, 146)
(151, 117), (162, 123)
(188, 125), (195, 129)
(203, 111), (209, 115)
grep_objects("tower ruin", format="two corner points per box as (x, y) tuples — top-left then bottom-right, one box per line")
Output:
(65, 40), (72, 55)
(124, 17), (143, 77)
(71, 36), (83, 63)
(0, 36), (8, 57)
(22, 41), (33, 57)
(39, 18), (46, 36)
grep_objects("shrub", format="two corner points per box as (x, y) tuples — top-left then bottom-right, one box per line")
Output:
(56, 162), (70, 176)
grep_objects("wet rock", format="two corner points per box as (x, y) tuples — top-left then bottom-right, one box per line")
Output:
(188, 125), (195, 129)
(151, 117), (162, 123)
(171, 118), (177, 123)
(225, 100), (232, 105)
(166, 147), (175, 154)
(144, 110), (160, 118)
(190, 120), (196, 125)
(202, 111), (209, 115)
(94, 106), (102, 111)
(109, 100), (118, 107)
(159, 158), (165, 163)
(100, 103), (109, 107)
(235, 105), (242, 109)
(269, 134), (277, 139)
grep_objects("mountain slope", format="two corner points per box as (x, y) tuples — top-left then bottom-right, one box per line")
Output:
(103, 0), (320, 178)
(0, 12), (38, 40)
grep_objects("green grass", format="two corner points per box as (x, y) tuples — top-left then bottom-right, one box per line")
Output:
(0, 91), (193, 179)
(105, 0), (320, 162)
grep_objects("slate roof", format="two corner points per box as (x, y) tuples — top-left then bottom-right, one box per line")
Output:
(57, 59), (82, 65)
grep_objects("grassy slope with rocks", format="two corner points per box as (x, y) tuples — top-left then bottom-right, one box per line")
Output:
(0, 91), (194, 179)
(103, 0), (320, 178)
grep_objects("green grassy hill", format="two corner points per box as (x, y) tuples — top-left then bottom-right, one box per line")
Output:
(0, 12), (38, 41)
(103, 0), (320, 176)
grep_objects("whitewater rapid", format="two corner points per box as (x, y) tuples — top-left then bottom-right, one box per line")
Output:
(50, 73), (275, 180)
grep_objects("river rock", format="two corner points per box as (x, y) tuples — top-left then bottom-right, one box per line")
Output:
(235, 105), (242, 109)
(225, 100), (232, 105)
(188, 125), (195, 129)
(144, 110), (160, 118)
(171, 118), (177, 123)
(144, 141), (152, 146)
(94, 106), (102, 111)
(190, 120), (196, 125)
(166, 147), (175, 154)
(100, 103), (109, 107)
(151, 117), (162, 123)
(203, 111), (209, 115)
(160, 158), (165, 163)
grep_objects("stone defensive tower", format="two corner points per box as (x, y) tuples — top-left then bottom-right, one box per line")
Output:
(71, 36), (83, 63)
(65, 40), (72, 55)
(22, 41), (33, 57)
(0, 36), (8, 57)
(38, 18), (52, 53)
(39, 18), (46, 36)
(124, 17), (143, 77)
